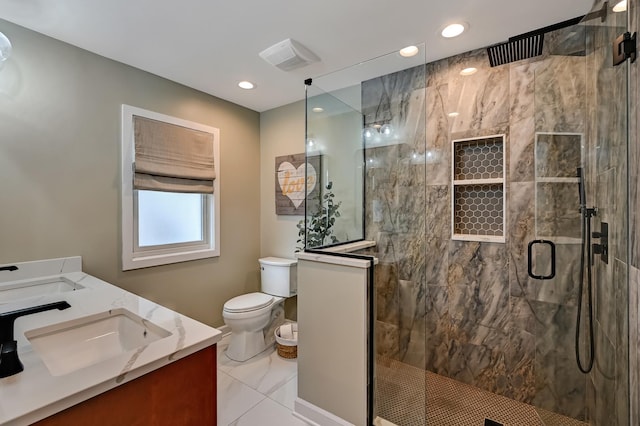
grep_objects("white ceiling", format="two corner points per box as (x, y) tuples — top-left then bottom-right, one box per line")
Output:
(0, 0), (594, 112)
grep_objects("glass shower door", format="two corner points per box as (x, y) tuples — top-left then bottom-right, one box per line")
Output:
(578, 1), (630, 424)
(529, 1), (629, 423)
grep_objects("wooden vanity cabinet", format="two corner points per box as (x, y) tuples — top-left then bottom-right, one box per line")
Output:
(34, 345), (217, 425)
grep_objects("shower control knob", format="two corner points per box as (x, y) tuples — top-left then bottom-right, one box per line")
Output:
(591, 222), (609, 264)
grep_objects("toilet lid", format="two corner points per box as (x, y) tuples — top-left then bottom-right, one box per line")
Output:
(224, 292), (274, 313)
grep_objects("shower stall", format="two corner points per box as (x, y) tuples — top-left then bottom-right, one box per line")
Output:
(302, 0), (632, 424)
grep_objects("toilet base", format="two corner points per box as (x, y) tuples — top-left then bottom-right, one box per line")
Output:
(223, 301), (285, 362)
(226, 330), (268, 362)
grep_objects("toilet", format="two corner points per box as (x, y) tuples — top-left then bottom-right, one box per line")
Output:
(223, 257), (297, 362)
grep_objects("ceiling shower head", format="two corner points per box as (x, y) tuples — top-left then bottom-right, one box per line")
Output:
(486, 13), (592, 67)
(487, 33), (544, 67)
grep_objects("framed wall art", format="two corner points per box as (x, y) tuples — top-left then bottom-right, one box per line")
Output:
(275, 153), (321, 215)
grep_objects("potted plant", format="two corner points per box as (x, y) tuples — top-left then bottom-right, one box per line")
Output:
(296, 181), (341, 251)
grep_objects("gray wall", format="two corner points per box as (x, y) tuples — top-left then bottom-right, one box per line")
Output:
(259, 100), (305, 259)
(259, 100), (306, 320)
(0, 19), (261, 327)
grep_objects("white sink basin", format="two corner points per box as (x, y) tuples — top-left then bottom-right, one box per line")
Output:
(25, 308), (172, 376)
(0, 277), (84, 304)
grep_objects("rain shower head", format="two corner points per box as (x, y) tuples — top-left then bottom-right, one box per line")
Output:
(487, 33), (544, 67)
(486, 13), (596, 67)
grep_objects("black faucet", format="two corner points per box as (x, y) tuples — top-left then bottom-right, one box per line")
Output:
(0, 301), (71, 378)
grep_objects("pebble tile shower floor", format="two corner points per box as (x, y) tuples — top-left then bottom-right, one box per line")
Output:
(375, 356), (588, 426)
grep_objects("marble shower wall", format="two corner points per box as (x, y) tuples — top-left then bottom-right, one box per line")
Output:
(363, 25), (613, 421)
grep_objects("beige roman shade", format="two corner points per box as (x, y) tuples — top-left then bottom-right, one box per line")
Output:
(133, 115), (216, 193)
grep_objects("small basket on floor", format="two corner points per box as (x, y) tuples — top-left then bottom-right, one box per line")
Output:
(274, 323), (298, 359)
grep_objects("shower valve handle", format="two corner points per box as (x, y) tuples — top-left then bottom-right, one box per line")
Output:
(591, 222), (609, 264)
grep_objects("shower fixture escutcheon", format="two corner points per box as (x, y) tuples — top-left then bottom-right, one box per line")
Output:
(592, 222), (608, 264)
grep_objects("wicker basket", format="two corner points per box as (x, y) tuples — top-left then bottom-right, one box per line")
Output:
(276, 342), (297, 359)
(274, 323), (298, 359)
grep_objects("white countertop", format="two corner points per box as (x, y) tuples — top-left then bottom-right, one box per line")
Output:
(319, 240), (376, 254)
(0, 256), (222, 425)
(296, 240), (378, 268)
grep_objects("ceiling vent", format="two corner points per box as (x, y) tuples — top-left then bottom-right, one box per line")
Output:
(259, 38), (320, 71)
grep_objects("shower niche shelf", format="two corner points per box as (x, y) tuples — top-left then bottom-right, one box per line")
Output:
(451, 135), (505, 243)
(534, 132), (583, 244)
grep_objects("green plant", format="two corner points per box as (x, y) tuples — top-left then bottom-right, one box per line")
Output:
(296, 181), (342, 251)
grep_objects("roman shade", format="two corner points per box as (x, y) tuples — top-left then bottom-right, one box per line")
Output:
(133, 115), (216, 193)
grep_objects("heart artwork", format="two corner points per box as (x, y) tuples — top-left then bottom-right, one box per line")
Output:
(277, 162), (317, 208)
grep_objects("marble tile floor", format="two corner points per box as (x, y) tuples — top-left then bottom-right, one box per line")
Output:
(217, 334), (306, 426)
(217, 332), (587, 425)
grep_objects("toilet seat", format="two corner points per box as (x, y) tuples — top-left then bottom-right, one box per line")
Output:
(223, 292), (274, 313)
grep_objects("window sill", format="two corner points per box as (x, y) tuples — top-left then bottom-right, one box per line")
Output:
(123, 247), (219, 271)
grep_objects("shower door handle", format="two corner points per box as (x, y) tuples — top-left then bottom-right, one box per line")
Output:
(527, 240), (556, 280)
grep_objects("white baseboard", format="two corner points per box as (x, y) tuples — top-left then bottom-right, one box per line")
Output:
(294, 398), (355, 426)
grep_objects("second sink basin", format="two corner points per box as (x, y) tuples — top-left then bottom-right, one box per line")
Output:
(0, 277), (84, 304)
(25, 308), (172, 376)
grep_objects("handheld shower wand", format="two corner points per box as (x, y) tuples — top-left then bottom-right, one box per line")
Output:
(577, 167), (587, 212)
(576, 167), (595, 374)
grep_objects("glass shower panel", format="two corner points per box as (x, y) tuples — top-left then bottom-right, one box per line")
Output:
(580, 1), (630, 424)
(362, 63), (429, 426)
(311, 44), (428, 425)
(304, 84), (364, 248)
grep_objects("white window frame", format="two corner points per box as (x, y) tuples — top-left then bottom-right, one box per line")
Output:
(121, 104), (220, 271)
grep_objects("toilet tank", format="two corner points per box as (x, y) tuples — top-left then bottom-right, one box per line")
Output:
(259, 257), (297, 297)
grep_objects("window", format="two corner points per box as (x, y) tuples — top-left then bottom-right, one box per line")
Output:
(121, 105), (220, 270)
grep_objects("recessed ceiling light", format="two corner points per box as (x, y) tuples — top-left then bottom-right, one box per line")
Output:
(448, 112), (460, 117)
(312, 107), (324, 113)
(238, 81), (255, 90)
(460, 67), (478, 76)
(441, 23), (466, 38)
(399, 45), (419, 57)
(613, 0), (627, 12)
